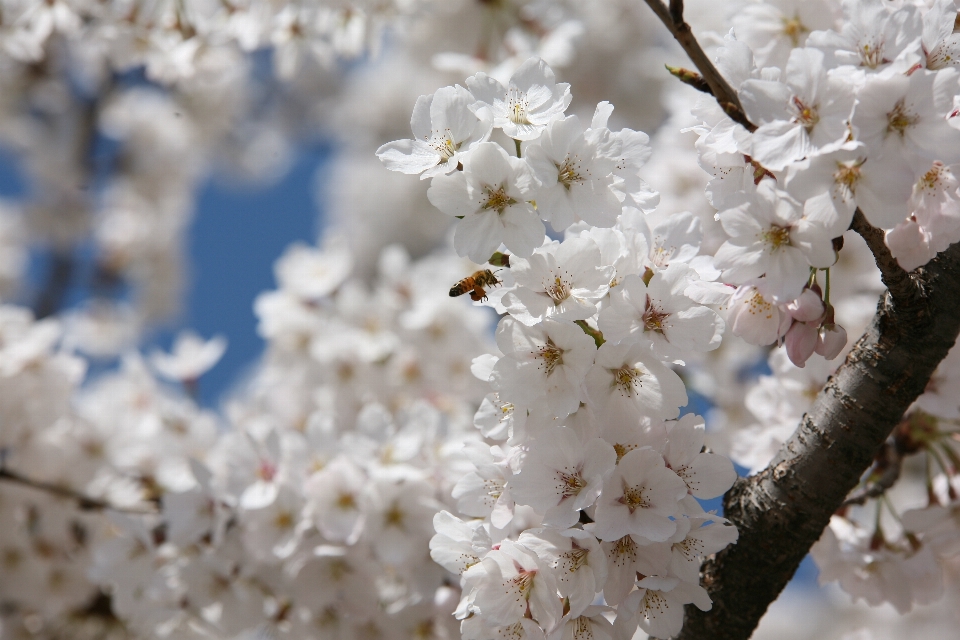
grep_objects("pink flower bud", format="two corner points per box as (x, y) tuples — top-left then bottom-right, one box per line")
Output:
(785, 288), (825, 323)
(815, 323), (848, 360)
(785, 321), (818, 368)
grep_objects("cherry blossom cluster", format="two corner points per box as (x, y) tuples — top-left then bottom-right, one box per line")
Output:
(810, 344), (960, 615)
(680, 0), (960, 614)
(0, 0), (596, 351)
(689, 0), (960, 367)
(378, 57), (741, 639)
(6, 0), (960, 637)
(0, 241), (502, 639)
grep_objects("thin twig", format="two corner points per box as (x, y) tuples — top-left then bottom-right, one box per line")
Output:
(840, 440), (903, 508)
(850, 208), (921, 307)
(641, 0), (756, 131)
(668, 0), (684, 25)
(0, 467), (157, 515)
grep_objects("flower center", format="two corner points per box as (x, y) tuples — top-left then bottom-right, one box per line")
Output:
(546, 274), (571, 304)
(557, 158), (583, 188)
(506, 88), (531, 125)
(790, 96), (819, 131)
(612, 442), (637, 463)
(673, 536), (704, 560)
(761, 225), (792, 251)
(385, 504), (405, 527)
(833, 160), (864, 193)
(558, 547), (590, 573)
(642, 295), (670, 334)
(536, 338), (564, 375)
(485, 478), (505, 502)
(611, 535), (637, 566)
(919, 161), (947, 194)
(619, 484), (650, 512)
(886, 98), (919, 137)
(429, 131), (459, 160)
(274, 510), (294, 529)
(573, 617), (592, 640)
(511, 568), (537, 599)
(641, 590), (668, 615)
(928, 41), (956, 70)
(612, 365), (643, 397)
(859, 37), (886, 69)
(782, 16), (807, 47)
(482, 185), (517, 213)
(745, 290), (775, 318)
(336, 492), (357, 510)
(556, 468), (586, 498)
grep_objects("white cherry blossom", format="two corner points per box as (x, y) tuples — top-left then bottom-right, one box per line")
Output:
(428, 141), (545, 261)
(598, 265), (724, 363)
(519, 528), (608, 617)
(504, 236), (614, 326)
(149, 330), (227, 383)
(807, 0), (923, 72)
(584, 341), (688, 424)
(714, 181), (837, 302)
(525, 115), (621, 230)
(618, 574), (712, 639)
(785, 145), (916, 230)
(853, 69), (960, 168)
(509, 426), (616, 527)
(591, 448), (688, 542)
(492, 317), (597, 420)
(739, 47), (856, 171)
(467, 539), (563, 630)
(376, 85), (493, 179)
(467, 57), (572, 141)
(725, 284), (792, 345)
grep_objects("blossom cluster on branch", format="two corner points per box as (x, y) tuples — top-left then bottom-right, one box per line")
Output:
(2, 0), (960, 640)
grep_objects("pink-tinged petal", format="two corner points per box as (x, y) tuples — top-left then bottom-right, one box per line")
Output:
(683, 453), (738, 499)
(785, 321), (819, 368)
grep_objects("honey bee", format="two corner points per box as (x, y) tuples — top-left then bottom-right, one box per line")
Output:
(449, 269), (502, 302)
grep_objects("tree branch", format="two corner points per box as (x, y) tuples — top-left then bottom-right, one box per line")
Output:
(641, 0), (756, 131)
(33, 251), (74, 319)
(850, 209), (921, 308)
(839, 439), (903, 509)
(678, 240), (960, 639)
(0, 467), (157, 515)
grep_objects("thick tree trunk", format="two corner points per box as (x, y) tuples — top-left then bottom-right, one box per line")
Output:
(677, 239), (960, 639)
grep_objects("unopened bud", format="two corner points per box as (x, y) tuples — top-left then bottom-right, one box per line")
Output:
(815, 323), (847, 360)
(785, 321), (818, 368)
(786, 288), (825, 323)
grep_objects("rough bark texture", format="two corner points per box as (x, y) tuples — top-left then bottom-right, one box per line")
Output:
(676, 242), (960, 640)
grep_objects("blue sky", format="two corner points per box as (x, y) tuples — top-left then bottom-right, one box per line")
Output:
(178, 145), (331, 405)
(0, 142), (330, 407)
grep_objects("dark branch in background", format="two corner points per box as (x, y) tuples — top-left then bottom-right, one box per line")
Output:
(641, 0), (756, 131)
(31, 81), (112, 319)
(0, 467), (157, 515)
(850, 209), (921, 307)
(33, 251), (74, 319)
